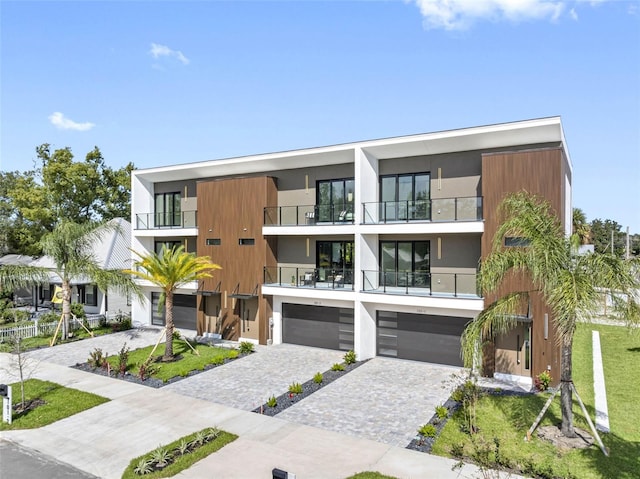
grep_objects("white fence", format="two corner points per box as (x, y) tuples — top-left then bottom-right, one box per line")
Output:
(0, 316), (105, 341)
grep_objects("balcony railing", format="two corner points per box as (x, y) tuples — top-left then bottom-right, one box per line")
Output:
(135, 211), (197, 230)
(362, 197), (482, 224)
(264, 205), (355, 226)
(263, 266), (354, 290)
(362, 270), (479, 298)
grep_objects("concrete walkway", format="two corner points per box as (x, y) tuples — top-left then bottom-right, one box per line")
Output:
(592, 330), (610, 432)
(0, 330), (513, 478)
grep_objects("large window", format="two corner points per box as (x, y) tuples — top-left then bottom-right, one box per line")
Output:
(316, 241), (354, 283)
(78, 284), (98, 306)
(380, 241), (430, 287)
(155, 240), (183, 255)
(380, 173), (430, 221)
(155, 192), (181, 227)
(317, 178), (355, 222)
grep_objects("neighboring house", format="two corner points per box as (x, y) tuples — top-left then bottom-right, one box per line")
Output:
(130, 117), (572, 386)
(0, 254), (34, 305)
(27, 218), (132, 317)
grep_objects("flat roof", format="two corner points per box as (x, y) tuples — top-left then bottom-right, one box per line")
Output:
(134, 116), (571, 183)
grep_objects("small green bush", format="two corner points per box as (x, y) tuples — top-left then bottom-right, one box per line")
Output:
(227, 349), (239, 359)
(331, 363), (345, 372)
(534, 370), (552, 391)
(435, 405), (448, 419)
(288, 382), (303, 394)
(88, 348), (106, 369)
(266, 395), (277, 408)
(38, 312), (60, 324)
(343, 350), (357, 364)
(313, 372), (323, 384)
(117, 343), (130, 377)
(70, 302), (86, 319)
(238, 341), (255, 354)
(418, 423), (437, 438)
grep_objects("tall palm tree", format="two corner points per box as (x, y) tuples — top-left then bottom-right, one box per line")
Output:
(126, 245), (220, 360)
(572, 207), (591, 247)
(461, 192), (639, 437)
(0, 220), (142, 339)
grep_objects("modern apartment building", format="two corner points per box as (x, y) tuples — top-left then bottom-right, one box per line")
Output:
(131, 116), (571, 385)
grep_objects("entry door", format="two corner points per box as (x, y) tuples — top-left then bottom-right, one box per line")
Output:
(495, 324), (531, 377)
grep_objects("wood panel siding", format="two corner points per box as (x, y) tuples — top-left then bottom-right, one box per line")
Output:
(481, 147), (569, 385)
(196, 176), (277, 344)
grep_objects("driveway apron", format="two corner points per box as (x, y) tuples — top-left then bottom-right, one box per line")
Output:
(277, 357), (464, 447)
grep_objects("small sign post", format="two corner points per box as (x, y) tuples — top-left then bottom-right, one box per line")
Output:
(1, 384), (12, 424)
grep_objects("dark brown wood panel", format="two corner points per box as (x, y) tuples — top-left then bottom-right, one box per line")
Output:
(196, 176), (277, 344)
(481, 148), (569, 385)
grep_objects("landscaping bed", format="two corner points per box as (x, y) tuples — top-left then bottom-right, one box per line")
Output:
(72, 339), (252, 388)
(253, 355), (368, 416)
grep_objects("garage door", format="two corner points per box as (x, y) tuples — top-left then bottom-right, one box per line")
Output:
(151, 293), (197, 330)
(377, 311), (469, 366)
(283, 303), (353, 351)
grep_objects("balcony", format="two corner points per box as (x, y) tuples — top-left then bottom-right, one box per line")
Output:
(264, 205), (354, 226)
(135, 211), (197, 230)
(263, 266), (354, 290)
(362, 270), (480, 298)
(362, 197), (482, 224)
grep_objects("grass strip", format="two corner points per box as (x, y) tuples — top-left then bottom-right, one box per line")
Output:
(121, 429), (237, 479)
(106, 340), (238, 382)
(0, 379), (109, 430)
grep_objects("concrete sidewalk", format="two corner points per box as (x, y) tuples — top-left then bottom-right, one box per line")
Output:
(0, 354), (498, 479)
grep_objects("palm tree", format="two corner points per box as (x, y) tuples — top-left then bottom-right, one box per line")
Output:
(461, 192), (639, 437)
(572, 207), (591, 247)
(126, 245), (220, 360)
(0, 220), (142, 340)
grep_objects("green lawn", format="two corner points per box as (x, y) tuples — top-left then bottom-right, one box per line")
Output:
(0, 324), (126, 353)
(121, 428), (237, 479)
(106, 340), (239, 382)
(344, 473), (399, 479)
(0, 379), (110, 430)
(432, 322), (640, 479)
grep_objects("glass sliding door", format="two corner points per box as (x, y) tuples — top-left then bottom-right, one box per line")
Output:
(155, 192), (181, 227)
(316, 241), (354, 283)
(317, 178), (355, 223)
(380, 173), (430, 222)
(380, 240), (430, 288)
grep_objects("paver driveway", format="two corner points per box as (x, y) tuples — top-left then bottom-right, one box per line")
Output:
(278, 357), (464, 447)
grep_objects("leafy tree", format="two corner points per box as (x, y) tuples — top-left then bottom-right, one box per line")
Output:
(0, 220), (142, 340)
(2, 144), (133, 255)
(461, 192), (639, 438)
(589, 218), (626, 256)
(126, 246), (221, 360)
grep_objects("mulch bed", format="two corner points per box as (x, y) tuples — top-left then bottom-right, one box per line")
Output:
(71, 352), (252, 388)
(252, 360), (368, 416)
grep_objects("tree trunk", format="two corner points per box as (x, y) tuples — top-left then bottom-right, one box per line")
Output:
(560, 333), (576, 437)
(61, 279), (72, 340)
(164, 291), (174, 360)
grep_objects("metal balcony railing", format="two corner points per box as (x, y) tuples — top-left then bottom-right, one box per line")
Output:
(264, 205), (355, 226)
(362, 270), (480, 298)
(263, 266), (354, 290)
(135, 211), (197, 230)
(362, 197), (482, 224)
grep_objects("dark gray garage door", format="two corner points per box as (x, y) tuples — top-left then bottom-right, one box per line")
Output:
(283, 303), (353, 351)
(151, 293), (197, 330)
(377, 311), (469, 366)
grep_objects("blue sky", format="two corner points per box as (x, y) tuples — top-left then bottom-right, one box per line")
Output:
(1, 0), (639, 232)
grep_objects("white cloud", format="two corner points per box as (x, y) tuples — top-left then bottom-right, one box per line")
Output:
(149, 43), (190, 65)
(411, 0), (569, 30)
(570, 7), (578, 20)
(48, 112), (95, 131)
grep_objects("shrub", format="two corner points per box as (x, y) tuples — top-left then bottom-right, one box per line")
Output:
(288, 382), (303, 394)
(117, 343), (130, 376)
(418, 423), (437, 438)
(138, 357), (158, 381)
(211, 356), (225, 366)
(88, 348), (107, 369)
(435, 405), (448, 420)
(227, 349), (239, 359)
(150, 446), (172, 468)
(238, 341), (255, 354)
(175, 438), (190, 456)
(204, 427), (220, 441)
(343, 350), (357, 364)
(133, 458), (153, 475)
(313, 372), (323, 384)
(331, 363), (345, 372)
(266, 395), (277, 408)
(70, 302), (86, 319)
(534, 370), (552, 391)
(38, 312), (60, 324)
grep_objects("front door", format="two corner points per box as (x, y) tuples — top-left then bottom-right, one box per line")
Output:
(495, 323), (531, 378)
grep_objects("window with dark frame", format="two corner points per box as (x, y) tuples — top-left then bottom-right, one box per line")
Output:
(316, 178), (355, 222)
(504, 237), (531, 247)
(206, 238), (221, 246)
(154, 192), (181, 227)
(239, 238), (255, 245)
